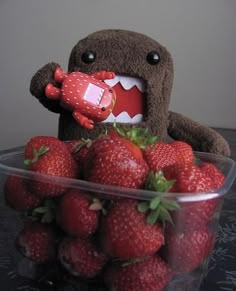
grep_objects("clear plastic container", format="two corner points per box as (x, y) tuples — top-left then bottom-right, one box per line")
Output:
(0, 146), (235, 291)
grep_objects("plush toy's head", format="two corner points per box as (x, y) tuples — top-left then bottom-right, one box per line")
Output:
(30, 29), (230, 156)
(59, 29), (174, 141)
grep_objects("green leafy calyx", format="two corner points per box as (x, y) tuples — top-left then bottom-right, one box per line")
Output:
(138, 171), (179, 225)
(112, 123), (158, 149)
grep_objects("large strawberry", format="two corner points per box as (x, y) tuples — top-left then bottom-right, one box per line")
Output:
(84, 134), (148, 189)
(15, 222), (55, 263)
(56, 189), (100, 238)
(4, 175), (42, 211)
(104, 255), (173, 291)
(100, 199), (164, 259)
(25, 144), (78, 197)
(162, 226), (215, 273)
(162, 163), (222, 230)
(59, 237), (107, 278)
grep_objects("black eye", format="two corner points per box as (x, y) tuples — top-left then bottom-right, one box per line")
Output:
(146, 51), (160, 65)
(81, 51), (96, 64)
(101, 107), (106, 111)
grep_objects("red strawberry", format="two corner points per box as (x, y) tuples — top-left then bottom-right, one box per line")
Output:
(199, 162), (225, 189)
(143, 142), (177, 171)
(65, 139), (90, 178)
(163, 163), (214, 193)
(170, 140), (194, 164)
(162, 226), (215, 273)
(24, 135), (68, 160)
(56, 189), (100, 238)
(4, 175), (42, 211)
(15, 223), (55, 263)
(59, 237), (107, 278)
(170, 198), (220, 231)
(162, 163), (219, 230)
(26, 144), (78, 197)
(84, 135), (148, 189)
(104, 255), (173, 291)
(100, 199), (164, 259)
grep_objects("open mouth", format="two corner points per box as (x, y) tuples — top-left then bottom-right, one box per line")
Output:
(103, 75), (145, 124)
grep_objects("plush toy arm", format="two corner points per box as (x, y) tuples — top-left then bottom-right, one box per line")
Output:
(167, 111), (231, 156)
(30, 62), (65, 113)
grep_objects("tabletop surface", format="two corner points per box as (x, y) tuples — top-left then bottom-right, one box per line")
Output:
(201, 128), (236, 291)
(0, 128), (235, 291)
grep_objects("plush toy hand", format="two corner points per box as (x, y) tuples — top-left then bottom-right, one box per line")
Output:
(30, 62), (63, 113)
(168, 111), (231, 156)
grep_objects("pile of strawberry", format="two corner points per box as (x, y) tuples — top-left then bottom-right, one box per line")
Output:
(4, 126), (225, 291)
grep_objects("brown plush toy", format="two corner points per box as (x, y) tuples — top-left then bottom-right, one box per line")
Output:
(30, 29), (230, 156)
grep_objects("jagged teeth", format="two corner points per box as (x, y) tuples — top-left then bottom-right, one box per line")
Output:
(102, 112), (143, 124)
(104, 75), (145, 92)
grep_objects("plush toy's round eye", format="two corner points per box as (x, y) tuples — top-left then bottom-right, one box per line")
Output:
(146, 51), (160, 65)
(81, 51), (96, 64)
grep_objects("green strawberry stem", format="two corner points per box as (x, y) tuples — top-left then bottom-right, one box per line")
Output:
(112, 122), (158, 149)
(71, 138), (92, 154)
(121, 256), (150, 267)
(138, 171), (179, 225)
(145, 170), (175, 192)
(24, 146), (49, 167)
(30, 198), (56, 223)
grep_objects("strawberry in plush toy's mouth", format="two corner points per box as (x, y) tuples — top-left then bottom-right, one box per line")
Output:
(103, 75), (145, 124)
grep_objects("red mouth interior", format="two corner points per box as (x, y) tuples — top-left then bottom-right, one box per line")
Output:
(112, 83), (144, 118)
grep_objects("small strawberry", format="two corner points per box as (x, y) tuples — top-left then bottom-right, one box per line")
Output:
(84, 134), (148, 189)
(59, 237), (107, 278)
(56, 189), (100, 238)
(15, 222), (55, 263)
(170, 199), (220, 232)
(162, 226), (215, 273)
(25, 145), (78, 197)
(65, 139), (91, 178)
(100, 199), (164, 259)
(4, 175), (42, 211)
(143, 142), (177, 171)
(104, 255), (173, 291)
(162, 163), (214, 193)
(199, 162), (225, 189)
(162, 163), (219, 230)
(170, 140), (194, 164)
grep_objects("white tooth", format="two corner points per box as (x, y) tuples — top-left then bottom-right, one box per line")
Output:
(135, 79), (145, 92)
(118, 76), (135, 91)
(119, 76), (145, 92)
(104, 75), (145, 92)
(101, 112), (143, 124)
(104, 75), (120, 87)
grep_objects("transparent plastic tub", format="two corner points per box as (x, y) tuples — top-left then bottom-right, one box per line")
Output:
(0, 146), (235, 291)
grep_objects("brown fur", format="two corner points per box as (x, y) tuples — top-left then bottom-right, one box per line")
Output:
(30, 29), (230, 156)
